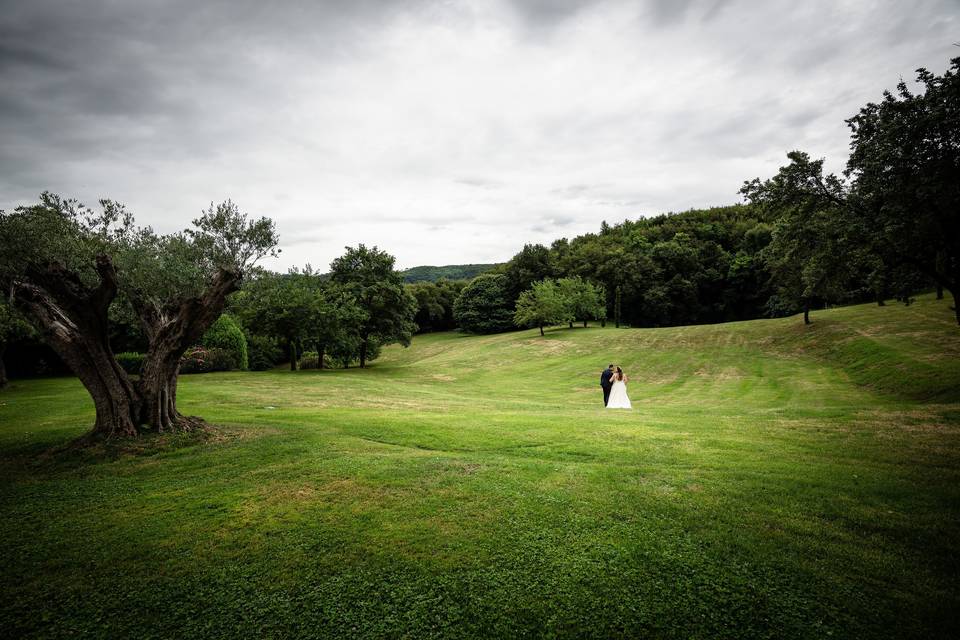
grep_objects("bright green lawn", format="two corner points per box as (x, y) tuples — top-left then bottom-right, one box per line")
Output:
(1, 295), (959, 639)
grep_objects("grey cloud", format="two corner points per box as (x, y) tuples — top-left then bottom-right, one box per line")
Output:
(1, 0), (957, 268)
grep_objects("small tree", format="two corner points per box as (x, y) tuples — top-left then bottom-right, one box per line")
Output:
(557, 276), (606, 328)
(514, 279), (569, 336)
(311, 282), (364, 369)
(233, 268), (320, 370)
(329, 245), (417, 368)
(453, 274), (515, 334)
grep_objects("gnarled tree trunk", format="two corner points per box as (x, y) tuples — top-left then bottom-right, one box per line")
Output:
(12, 256), (241, 438)
(12, 257), (141, 437)
(133, 267), (241, 432)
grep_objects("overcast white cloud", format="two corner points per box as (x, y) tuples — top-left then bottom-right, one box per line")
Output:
(1, 0), (957, 270)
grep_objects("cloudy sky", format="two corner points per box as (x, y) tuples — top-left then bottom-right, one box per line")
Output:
(1, 1), (957, 270)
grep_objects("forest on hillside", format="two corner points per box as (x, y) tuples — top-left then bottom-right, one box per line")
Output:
(400, 264), (497, 283)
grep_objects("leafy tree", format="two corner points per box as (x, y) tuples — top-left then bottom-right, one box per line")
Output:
(742, 152), (858, 324)
(556, 277), (606, 327)
(233, 269), (320, 370)
(453, 274), (515, 334)
(407, 279), (467, 333)
(514, 279), (569, 336)
(502, 243), (555, 303)
(845, 57), (960, 324)
(311, 282), (364, 369)
(329, 245), (417, 368)
(0, 194), (278, 437)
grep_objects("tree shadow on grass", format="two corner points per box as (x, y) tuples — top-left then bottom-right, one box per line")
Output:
(2, 425), (236, 475)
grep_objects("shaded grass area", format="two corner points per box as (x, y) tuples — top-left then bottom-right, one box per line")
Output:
(1, 295), (959, 638)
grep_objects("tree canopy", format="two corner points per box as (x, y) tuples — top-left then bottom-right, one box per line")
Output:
(329, 245), (417, 368)
(0, 193), (278, 437)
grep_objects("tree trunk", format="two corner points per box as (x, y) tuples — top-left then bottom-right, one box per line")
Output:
(568, 321), (573, 329)
(877, 298), (886, 306)
(359, 334), (369, 368)
(317, 343), (325, 370)
(0, 342), (6, 388)
(614, 286), (621, 328)
(803, 300), (811, 325)
(937, 284), (944, 300)
(13, 256), (241, 438)
(539, 324), (544, 336)
(138, 366), (184, 432)
(131, 264), (242, 432)
(583, 320), (588, 328)
(13, 258), (142, 437)
(288, 341), (298, 371)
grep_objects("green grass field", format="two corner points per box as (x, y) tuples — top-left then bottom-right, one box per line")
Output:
(2, 295), (959, 639)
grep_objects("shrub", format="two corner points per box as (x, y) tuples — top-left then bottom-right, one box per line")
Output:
(299, 351), (320, 369)
(201, 315), (248, 370)
(115, 351), (144, 375)
(179, 346), (235, 374)
(246, 334), (283, 371)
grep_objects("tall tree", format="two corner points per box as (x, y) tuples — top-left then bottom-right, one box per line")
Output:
(742, 152), (857, 324)
(0, 194), (278, 437)
(502, 243), (555, 303)
(453, 274), (515, 334)
(845, 57), (960, 323)
(329, 245), (416, 368)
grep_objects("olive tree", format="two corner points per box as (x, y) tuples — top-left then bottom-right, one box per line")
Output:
(0, 193), (278, 438)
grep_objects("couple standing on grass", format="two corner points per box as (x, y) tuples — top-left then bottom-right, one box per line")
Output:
(600, 364), (632, 409)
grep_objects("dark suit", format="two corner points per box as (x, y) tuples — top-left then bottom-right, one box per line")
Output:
(600, 368), (614, 406)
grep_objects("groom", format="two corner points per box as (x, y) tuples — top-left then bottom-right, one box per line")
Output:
(600, 364), (615, 406)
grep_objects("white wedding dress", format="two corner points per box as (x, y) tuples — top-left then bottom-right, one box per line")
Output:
(606, 378), (632, 409)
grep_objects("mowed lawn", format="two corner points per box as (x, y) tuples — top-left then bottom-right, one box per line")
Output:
(1, 295), (959, 639)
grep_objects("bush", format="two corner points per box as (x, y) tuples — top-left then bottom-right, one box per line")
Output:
(246, 334), (283, 371)
(299, 351), (320, 369)
(201, 315), (248, 370)
(179, 346), (235, 374)
(115, 352), (144, 375)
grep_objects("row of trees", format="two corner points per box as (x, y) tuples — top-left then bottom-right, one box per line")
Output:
(231, 246), (417, 370)
(743, 58), (959, 325)
(514, 277), (606, 335)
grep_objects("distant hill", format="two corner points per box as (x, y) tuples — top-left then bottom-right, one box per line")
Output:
(400, 264), (498, 283)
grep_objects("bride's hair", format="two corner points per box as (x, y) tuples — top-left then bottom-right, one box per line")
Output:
(615, 366), (624, 380)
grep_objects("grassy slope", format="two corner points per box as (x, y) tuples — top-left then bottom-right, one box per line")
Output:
(1, 295), (958, 639)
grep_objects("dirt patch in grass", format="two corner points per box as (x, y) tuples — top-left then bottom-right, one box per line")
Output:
(521, 339), (576, 355)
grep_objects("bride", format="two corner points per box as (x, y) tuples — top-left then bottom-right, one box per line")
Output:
(606, 366), (632, 409)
